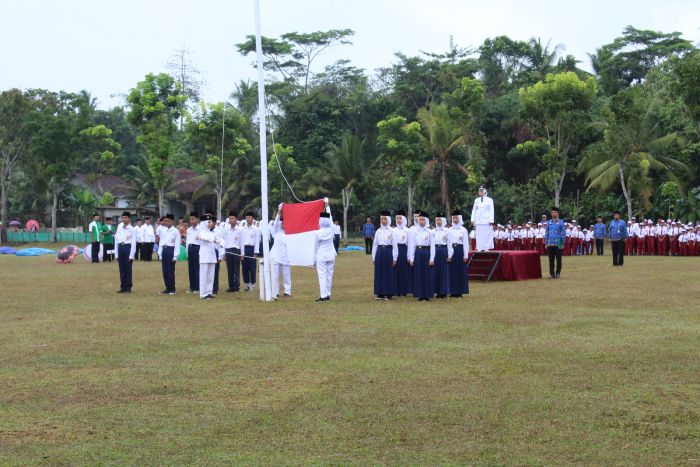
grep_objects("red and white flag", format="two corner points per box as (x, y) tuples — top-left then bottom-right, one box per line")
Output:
(281, 199), (326, 266)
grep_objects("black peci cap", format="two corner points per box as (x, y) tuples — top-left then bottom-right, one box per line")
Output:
(320, 212), (331, 218)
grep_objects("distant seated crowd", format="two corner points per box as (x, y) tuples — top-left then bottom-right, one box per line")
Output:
(490, 216), (700, 257)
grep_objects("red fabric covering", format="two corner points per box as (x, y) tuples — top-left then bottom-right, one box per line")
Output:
(281, 199), (325, 235)
(469, 250), (542, 281)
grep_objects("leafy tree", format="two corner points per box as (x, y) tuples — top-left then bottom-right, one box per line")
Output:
(376, 115), (426, 217)
(237, 29), (354, 94)
(126, 73), (185, 216)
(0, 89), (32, 242)
(186, 102), (253, 219)
(520, 72), (598, 207)
(579, 87), (688, 218)
(590, 26), (693, 95)
(416, 103), (470, 215)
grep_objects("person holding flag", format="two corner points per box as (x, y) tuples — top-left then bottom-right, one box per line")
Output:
(314, 210), (337, 302)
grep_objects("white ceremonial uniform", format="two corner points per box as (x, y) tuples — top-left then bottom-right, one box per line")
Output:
(114, 223), (137, 259)
(270, 218), (292, 297)
(471, 194), (495, 251)
(223, 222), (243, 249)
(314, 218), (337, 299)
(197, 227), (224, 298)
(186, 224), (201, 249)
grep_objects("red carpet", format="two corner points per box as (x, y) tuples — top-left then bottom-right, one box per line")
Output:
(468, 250), (542, 281)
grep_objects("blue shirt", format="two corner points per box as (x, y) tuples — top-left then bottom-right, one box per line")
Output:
(362, 223), (375, 238)
(545, 219), (566, 247)
(593, 222), (606, 239)
(608, 219), (628, 241)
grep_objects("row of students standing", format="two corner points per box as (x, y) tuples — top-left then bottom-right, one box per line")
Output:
(373, 210), (470, 301)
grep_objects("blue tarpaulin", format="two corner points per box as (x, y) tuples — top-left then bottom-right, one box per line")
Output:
(0, 247), (18, 255)
(340, 246), (363, 251)
(14, 248), (56, 256)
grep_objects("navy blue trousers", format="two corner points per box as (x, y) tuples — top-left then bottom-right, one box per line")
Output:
(242, 245), (256, 284)
(448, 244), (469, 295)
(434, 245), (450, 296)
(225, 247), (241, 291)
(117, 244), (132, 291)
(412, 248), (434, 299)
(214, 260), (220, 294)
(396, 243), (411, 295)
(374, 246), (397, 297)
(187, 244), (200, 291)
(161, 245), (176, 292)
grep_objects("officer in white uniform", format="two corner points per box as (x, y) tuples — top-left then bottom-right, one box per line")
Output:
(197, 214), (224, 299)
(470, 186), (495, 251)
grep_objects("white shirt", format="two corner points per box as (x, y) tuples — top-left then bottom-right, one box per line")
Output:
(134, 225), (143, 242)
(186, 224), (201, 247)
(332, 224), (341, 237)
(223, 222), (243, 249)
(471, 196), (495, 225)
(114, 223), (137, 260)
(241, 223), (261, 254)
(447, 225), (469, 255)
(433, 226), (454, 259)
(158, 226), (181, 258)
(407, 226), (435, 262)
(371, 225), (398, 261)
(141, 224), (155, 242)
(393, 224), (410, 245)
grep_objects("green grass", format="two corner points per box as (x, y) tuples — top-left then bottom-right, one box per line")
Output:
(1, 246), (698, 465)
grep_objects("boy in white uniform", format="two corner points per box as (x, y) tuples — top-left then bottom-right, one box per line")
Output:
(197, 214), (224, 299)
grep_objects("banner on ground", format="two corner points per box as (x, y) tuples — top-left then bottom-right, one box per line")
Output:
(281, 199), (326, 266)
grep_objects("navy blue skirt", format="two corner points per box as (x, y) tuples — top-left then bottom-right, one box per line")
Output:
(412, 247), (434, 299)
(449, 244), (469, 294)
(396, 243), (411, 295)
(374, 247), (397, 296)
(434, 244), (450, 295)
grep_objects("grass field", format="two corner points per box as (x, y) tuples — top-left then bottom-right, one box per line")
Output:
(1, 246), (699, 465)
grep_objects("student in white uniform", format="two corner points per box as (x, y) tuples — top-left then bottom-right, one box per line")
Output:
(314, 211), (337, 302)
(197, 214), (224, 299)
(114, 211), (137, 293)
(157, 213), (181, 294)
(140, 216), (156, 261)
(134, 219), (143, 261)
(241, 212), (261, 291)
(223, 211), (243, 293)
(270, 206), (292, 298)
(185, 212), (201, 293)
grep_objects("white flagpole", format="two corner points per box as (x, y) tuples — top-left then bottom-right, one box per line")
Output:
(254, 0), (273, 301)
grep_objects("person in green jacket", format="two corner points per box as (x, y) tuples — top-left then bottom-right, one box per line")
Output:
(101, 216), (116, 262)
(88, 212), (102, 263)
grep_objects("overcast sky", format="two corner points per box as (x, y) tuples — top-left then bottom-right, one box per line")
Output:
(2, 0), (698, 109)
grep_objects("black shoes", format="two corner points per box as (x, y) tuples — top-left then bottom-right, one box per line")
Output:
(315, 296), (330, 302)
(116, 289), (131, 293)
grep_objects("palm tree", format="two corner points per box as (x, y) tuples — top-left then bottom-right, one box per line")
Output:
(124, 153), (176, 214)
(527, 38), (563, 80)
(325, 133), (366, 245)
(416, 104), (469, 216)
(579, 88), (689, 219)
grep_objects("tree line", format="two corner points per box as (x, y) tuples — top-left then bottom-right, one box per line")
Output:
(1, 25), (699, 242)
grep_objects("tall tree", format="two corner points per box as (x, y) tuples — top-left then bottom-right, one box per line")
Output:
(167, 48), (204, 130)
(126, 73), (185, 217)
(325, 133), (367, 244)
(590, 26), (693, 95)
(579, 87), (689, 218)
(0, 89), (32, 243)
(416, 103), (470, 215)
(520, 72), (598, 207)
(186, 102), (253, 220)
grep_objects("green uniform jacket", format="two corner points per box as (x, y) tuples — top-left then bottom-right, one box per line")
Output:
(101, 224), (116, 245)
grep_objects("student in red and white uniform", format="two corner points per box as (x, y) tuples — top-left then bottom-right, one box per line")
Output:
(585, 226), (595, 255)
(669, 221), (680, 256)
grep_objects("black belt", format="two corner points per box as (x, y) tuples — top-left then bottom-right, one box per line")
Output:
(435, 244), (447, 248)
(415, 246), (428, 250)
(378, 245), (391, 248)
(451, 243), (463, 247)
(118, 243), (130, 246)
